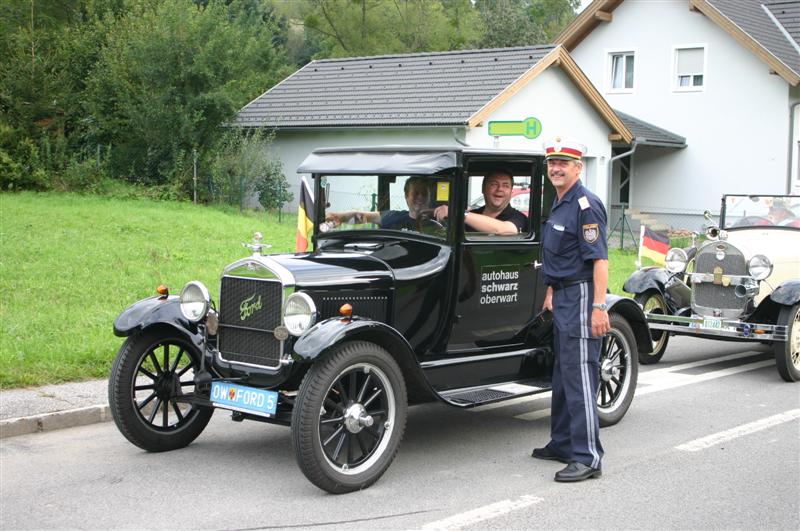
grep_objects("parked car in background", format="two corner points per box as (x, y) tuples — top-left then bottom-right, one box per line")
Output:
(109, 146), (651, 494)
(624, 194), (800, 381)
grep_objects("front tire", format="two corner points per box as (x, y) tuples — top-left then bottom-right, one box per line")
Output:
(108, 327), (213, 452)
(597, 313), (639, 427)
(634, 291), (669, 364)
(774, 304), (800, 382)
(292, 341), (407, 494)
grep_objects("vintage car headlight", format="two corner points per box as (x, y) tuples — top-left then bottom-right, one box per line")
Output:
(747, 255), (772, 280)
(665, 248), (688, 273)
(179, 281), (210, 322)
(284, 292), (317, 336)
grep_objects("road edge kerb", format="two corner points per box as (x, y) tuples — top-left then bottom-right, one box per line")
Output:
(0, 405), (111, 439)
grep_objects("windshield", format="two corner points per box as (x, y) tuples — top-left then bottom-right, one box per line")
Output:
(320, 174), (452, 238)
(723, 195), (800, 229)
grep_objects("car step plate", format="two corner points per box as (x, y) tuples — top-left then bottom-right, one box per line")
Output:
(210, 381), (278, 417)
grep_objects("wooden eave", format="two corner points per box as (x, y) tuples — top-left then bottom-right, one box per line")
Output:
(467, 46), (633, 144)
(554, 0), (624, 50)
(690, 0), (800, 86)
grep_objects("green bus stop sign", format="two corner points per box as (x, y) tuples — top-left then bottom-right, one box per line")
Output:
(488, 117), (542, 139)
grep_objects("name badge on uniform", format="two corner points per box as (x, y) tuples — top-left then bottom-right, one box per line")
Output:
(553, 224), (565, 231)
(578, 196), (590, 210)
(583, 223), (599, 243)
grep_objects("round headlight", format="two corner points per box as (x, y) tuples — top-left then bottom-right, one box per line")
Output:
(284, 292), (317, 336)
(179, 281), (210, 322)
(748, 255), (772, 280)
(665, 248), (688, 273)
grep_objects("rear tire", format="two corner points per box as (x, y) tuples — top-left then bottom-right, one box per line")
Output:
(292, 341), (407, 494)
(773, 304), (800, 382)
(108, 328), (213, 452)
(597, 313), (639, 427)
(634, 291), (669, 364)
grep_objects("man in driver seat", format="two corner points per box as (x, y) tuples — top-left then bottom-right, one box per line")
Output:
(324, 176), (432, 231)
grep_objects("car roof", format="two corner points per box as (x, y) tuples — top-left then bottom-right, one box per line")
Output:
(297, 145), (545, 175)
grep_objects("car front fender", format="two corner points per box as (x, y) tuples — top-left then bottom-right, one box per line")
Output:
(114, 295), (202, 347)
(292, 317), (415, 362)
(769, 279), (800, 306)
(607, 294), (653, 355)
(622, 267), (671, 295)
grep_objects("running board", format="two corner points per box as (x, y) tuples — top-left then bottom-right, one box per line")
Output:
(437, 378), (551, 408)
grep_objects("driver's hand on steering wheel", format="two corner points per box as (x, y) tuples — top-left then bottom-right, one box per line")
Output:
(433, 205), (449, 222)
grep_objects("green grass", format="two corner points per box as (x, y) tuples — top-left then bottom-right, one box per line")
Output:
(1, 192), (644, 388)
(1, 192), (295, 388)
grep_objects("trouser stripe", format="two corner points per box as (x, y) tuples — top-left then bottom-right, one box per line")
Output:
(580, 282), (601, 469)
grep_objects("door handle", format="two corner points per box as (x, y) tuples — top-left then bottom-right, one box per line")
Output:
(532, 260), (542, 269)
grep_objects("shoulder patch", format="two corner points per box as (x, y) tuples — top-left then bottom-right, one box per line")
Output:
(583, 223), (599, 243)
(578, 196), (590, 210)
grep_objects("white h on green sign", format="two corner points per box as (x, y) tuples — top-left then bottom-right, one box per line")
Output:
(488, 117), (542, 139)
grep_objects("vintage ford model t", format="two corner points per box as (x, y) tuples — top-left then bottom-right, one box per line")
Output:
(624, 194), (800, 382)
(110, 146), (651, 493)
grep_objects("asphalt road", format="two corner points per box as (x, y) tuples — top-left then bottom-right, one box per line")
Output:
(2, 337), (799, 530)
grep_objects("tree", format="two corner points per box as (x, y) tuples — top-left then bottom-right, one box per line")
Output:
(83, 0), (288, 186)
(475, 0), (579, 49)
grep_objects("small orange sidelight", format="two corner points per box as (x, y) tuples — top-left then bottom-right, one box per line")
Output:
(339, 303), (353, 317)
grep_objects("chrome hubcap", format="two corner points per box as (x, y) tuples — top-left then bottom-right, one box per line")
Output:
(600, 358), (619, 382)
(343, 403), (374, 433)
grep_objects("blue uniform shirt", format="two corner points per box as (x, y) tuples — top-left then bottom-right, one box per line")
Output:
(541, 180), (608, 286)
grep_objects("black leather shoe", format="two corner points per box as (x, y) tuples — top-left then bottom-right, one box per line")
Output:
(554, 462), (602, 482)
(531, 447), (570, 464)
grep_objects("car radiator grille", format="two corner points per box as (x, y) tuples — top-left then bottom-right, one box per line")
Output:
(693, 245), (747, 313)
(218, 276), (283, 368)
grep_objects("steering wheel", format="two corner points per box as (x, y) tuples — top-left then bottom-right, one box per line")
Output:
(731, 216), (773, 227)
(416, 210), (446, 235)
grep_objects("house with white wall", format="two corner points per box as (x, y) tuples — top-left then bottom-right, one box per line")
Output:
(557, 0), (800, 230)
(235, 45), (679, 213)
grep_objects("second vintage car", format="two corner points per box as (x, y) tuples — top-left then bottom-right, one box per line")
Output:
(109, 146), (652, 494)
(624, 194), (800, 381)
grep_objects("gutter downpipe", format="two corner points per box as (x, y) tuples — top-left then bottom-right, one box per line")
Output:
(788, 102), (800, 194)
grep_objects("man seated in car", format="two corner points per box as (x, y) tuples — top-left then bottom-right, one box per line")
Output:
(324, 176), (432, 231)
(433, 168), (527, 235)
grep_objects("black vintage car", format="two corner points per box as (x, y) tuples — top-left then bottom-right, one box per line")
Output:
(109, 146), (651, 494)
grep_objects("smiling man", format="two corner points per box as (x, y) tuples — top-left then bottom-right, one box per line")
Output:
(434, 169), (527, 234)
(532, 136), (610, 483)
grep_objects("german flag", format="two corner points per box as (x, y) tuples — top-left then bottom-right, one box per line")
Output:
(296, 176), (314, 252)
(638, 225), (670, 265)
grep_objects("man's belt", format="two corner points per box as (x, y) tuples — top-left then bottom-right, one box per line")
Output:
(550, 279), (591, 291)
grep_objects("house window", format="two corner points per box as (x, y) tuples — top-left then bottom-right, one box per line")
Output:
(674, 46), (705, 90)
(609, 52), (634, 91)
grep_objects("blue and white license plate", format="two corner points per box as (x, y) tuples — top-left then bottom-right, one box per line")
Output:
(210, 381), (278, 417)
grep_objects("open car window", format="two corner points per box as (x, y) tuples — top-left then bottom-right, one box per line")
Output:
(465, 173), (533, 240)
(320, 174), (451, 238)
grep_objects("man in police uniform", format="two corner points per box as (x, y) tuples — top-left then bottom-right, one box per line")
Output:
(532, 137), (610, 482)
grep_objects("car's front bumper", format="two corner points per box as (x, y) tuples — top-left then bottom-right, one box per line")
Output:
(647, 314), (787, 342)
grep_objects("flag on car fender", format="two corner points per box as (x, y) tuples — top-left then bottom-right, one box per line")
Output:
(638, 225), (669, 266)
(296, 176), (314, 252)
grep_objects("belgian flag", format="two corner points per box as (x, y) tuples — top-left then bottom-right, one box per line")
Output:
(296, 176), (314, 252)
(638, 225), (670, 265)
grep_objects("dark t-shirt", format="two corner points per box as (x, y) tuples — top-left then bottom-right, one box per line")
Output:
(380, 210), (416, 230)
(472, 204), (528, 233)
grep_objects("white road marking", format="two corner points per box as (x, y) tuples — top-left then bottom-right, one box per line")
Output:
(515, 408), (551, 421)
(637, 360), (774, 396)
(675, 409), (800, 452)
(420, 495), (544, 531)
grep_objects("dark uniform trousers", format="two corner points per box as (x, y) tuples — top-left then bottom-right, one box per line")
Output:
(548, 280), (604, 469)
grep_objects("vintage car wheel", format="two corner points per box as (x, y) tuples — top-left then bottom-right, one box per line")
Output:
(634, 291), (670, 364)
(292, 341), (408, 494)
(773, 304), (800, 382)
(108, 328), (213, 452)
(597, 313), (638, 427)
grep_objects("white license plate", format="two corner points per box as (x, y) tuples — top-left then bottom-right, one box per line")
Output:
(701, 317), (724, 330)
(210, 381), (278, 417)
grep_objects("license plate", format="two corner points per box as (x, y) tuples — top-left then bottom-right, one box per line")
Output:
(701, 317), (724, 330)
(210, 381), (278, 417)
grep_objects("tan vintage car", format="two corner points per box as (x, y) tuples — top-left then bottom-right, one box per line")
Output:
(624, 194), (800, 382)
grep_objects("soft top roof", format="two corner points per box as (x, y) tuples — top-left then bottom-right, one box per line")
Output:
(296, 145), (544, 175)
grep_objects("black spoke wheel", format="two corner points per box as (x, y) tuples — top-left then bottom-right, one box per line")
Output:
(597, 313), (638, 427)
(634, 291), (669, 364)
(292, 341), (407, 494)
(774, 304), (800, 382)
(109, 327), (212, 452)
